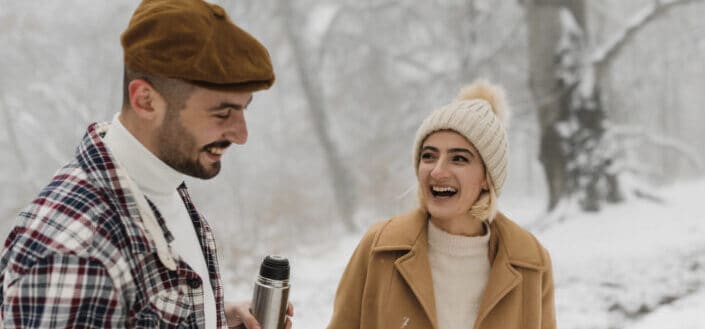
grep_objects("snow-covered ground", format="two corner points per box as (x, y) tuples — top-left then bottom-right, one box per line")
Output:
(225, 179), (705, 328)
(627, 290), (705, 329)
(537, 180), (705, 329)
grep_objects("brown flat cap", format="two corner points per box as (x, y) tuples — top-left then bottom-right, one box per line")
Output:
(121, 0), (275, 92)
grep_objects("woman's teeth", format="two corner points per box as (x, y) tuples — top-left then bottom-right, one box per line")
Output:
(431, 186), (457, 197)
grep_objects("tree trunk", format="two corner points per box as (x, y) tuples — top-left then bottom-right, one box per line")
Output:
(280, 2), (358, 231)
(0, 99), (37, 194)
(526, 0), (612, 211)
(526, 1), (571, 210)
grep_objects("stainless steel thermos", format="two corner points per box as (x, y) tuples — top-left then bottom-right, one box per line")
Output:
(251, 255), (290, 329)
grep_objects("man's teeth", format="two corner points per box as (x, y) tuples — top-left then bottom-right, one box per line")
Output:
(432, 186), (457, 193)
(207, 146), (224, 155)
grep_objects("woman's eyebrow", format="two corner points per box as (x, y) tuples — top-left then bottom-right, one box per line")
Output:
(448, 148), (475, 157)
(421, 146), (439, 152)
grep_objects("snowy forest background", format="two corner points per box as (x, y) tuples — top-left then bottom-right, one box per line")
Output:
(1, 0), (704, 328)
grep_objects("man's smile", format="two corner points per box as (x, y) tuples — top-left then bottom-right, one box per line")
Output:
(204, 141), (231, 156)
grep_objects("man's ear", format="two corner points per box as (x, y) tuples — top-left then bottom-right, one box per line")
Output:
(127, 79), (158, 119)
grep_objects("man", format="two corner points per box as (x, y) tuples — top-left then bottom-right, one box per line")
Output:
(0, 0), (290, 328)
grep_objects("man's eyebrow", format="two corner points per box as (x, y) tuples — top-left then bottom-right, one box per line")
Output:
(208, 96), (254, 112)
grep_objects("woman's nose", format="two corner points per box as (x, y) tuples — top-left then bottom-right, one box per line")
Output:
(430, 160), (450, 180)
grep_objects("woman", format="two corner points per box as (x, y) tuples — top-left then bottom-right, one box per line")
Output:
(328, 80), (556, 329)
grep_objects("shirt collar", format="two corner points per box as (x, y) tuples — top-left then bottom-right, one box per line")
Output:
(102, 113), (184, 197)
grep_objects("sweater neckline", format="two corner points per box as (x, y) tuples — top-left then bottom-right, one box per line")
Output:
(427, 219), (490, 256)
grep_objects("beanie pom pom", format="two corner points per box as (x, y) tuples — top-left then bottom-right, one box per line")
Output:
(456, 80), (509, 124)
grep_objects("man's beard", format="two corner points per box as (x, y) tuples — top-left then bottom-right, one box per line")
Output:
(155, 109), (221, 179)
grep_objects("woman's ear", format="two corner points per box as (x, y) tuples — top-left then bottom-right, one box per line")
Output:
(481, 175), (490, 191)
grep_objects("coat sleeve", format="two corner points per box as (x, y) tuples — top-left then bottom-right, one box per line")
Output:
(541, 247), (556, 329)
(327, 221), (385, 329)
(2, 253), (125, 328)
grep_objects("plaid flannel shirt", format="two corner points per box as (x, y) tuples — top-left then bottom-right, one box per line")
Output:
(0, 122), (227, 328)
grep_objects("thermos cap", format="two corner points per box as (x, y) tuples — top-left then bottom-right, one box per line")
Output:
(259, 255), (290, 281)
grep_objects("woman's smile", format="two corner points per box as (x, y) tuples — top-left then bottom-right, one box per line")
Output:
(418, 130), (487, 223)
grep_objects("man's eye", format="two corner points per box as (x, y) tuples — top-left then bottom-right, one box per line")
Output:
(215, 111), (231, 119)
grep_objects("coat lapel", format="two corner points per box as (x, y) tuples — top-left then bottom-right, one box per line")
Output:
(373, 209), (438, 328)
(474, 213), (546, 328)
(394, 228), (438, 329)
(473, 241), (521, 328)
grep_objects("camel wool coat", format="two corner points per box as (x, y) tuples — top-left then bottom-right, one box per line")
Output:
(328, 208), (556, 329)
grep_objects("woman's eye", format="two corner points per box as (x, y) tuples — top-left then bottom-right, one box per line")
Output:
(453, 155), (469, 162)
(421, 152), (435, 160)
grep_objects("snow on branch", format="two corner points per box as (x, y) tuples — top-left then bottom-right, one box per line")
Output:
(306, 3), (341, 49)
(591, 0), (703, 68)
(555, 7), (585, 87)
(607, 123), (705, 172)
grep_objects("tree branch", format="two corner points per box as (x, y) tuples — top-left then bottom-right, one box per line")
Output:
(473, 19), (524, 70)
(608, 123), (705, 172)
(591, 0), (704, 70)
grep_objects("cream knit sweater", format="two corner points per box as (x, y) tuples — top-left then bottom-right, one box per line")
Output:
(103, 114), (217, 329)
(428, 220), (490, 329)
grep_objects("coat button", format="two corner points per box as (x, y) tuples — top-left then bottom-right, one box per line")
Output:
(187, 277), (201, 289)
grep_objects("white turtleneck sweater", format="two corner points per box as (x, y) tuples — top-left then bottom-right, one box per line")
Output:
(102, 114), (217, 329)
(427, 220), (490, 329)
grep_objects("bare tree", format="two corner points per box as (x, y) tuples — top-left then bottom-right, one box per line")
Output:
(525, 0), (703, 213)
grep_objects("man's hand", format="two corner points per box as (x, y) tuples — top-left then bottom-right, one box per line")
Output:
(225, 301), (293, 329)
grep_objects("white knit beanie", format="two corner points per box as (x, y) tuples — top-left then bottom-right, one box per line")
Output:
(413, 80), (509, 219)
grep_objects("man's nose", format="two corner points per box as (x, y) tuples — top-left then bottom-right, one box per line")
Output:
(224, 111), (248, 144)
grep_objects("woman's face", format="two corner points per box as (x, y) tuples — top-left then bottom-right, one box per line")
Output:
(418, 130), (487, 222)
